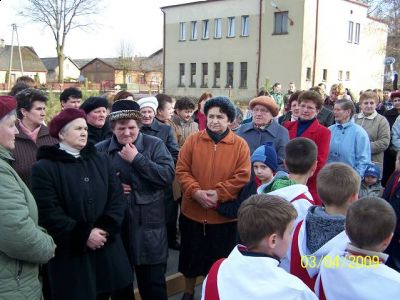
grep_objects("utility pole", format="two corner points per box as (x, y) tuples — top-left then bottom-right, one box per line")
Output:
(7, 23), (24, 90)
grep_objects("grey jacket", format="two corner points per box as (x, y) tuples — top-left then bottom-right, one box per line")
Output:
(96, 133), (175, 265)
(0, 145), (54, 299)
(359, 181), (383, 199)
(235, 120), (289, 170)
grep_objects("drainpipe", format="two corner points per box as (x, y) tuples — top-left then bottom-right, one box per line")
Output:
(312, 0), (320, 86)
(162, 9), (166, 93)
(256, 0), (263, 93)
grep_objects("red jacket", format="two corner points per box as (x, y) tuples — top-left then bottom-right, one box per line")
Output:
(284, 119), (331, 205)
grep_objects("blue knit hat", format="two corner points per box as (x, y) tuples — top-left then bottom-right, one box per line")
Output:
(251, 145), (278, 173)
(204, 96), (236, 122)
(363, 164), (380, 179)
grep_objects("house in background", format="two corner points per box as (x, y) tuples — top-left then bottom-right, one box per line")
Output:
(0, 39), (47, 84)
(80, 49), (163, 89)
(161, 0), (388, 100)
(41, 56), (80, 82)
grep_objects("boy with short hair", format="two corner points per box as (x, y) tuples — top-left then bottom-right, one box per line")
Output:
(359, 163), (383, 198)
(171, 97), (199, 147)
(202, 195), (318, 300)
(289, 163), (360, 289)
(316, 197), (400, 299)
(217, 144), (278, 218)
(260, 137), (317, 222)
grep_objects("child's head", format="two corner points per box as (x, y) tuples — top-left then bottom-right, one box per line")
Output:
(174, 97), (196, 122)
(251, 145), (278, 183)
(285, 137), (317, 175)
(238, 194), (297, 259)
(363, 164), (380, 186)
(346, 197), (396, 252)
(317, 163), (360, 208)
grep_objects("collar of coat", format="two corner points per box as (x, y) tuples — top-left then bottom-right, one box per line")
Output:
(240, 120), (281, 137)
(107, 132), (147, 153)
(356, 111), (377, 120)
(199, 128), (235, 145)
(37, 143), (96, 162)
(15, 122), (51, 140)
(0, 144), (14, 162)
(142, 118), (163, 132)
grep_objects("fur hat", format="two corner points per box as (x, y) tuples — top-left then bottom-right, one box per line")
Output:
(49, 108), (86, 138)
(80, 96), (109, 114)
(0, 96), (17, 121)
(109, 100), (142, 122)
(204, 96), (236, 122)
(137, 96), (158, 112)
(251, 144), (278, 173)
(363, 164), (381, 179)
(249, 96), (279, 117)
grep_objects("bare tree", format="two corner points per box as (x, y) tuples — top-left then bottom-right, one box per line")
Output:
(116, 40), (135, 85)
(19, 0), (103, 83)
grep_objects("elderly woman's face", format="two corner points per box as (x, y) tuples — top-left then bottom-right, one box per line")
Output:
(252, 104), (273, 127)
(207, 107), (230, 134)
(360, 98), (376, 116)
(0, 114), (19, 150)
(113, 119), (140, 145)
(333, 104), (351, 124)
(86, 107), (107, 128)
(140, 107), (155, 125)
(59, 118), (88, 150)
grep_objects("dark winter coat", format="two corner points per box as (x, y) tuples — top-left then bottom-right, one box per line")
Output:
(140, 119), (179, 163)
(11, 123), (57, 188)
(317, 107), (335, 127)
(382, 171), (400, 271)
(87, 122), (113, 145)
(96, 133), (175, 265)
(31, 144), (133, 300)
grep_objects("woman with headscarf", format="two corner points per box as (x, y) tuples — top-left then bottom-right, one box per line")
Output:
(0, 95), (55, 299)
(31, 108), (133, 300)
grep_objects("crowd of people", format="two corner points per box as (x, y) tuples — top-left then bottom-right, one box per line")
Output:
(1, 76), (400, 300)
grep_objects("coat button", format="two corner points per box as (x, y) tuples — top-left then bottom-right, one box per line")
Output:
(84, 177), (89, 182)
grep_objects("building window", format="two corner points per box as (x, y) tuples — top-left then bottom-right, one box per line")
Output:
(190, 63), (196, 87)
(139, 75), (145, 84)
(179, 22), (186, 41)
(203, 20), (209, 39)
(346, 71), (350, 81)
(227, 17), (235, 37)
(240, 62), (247, 88)
(338, 70), (343, 81)
(323, 69), (327, 81)
(191, 21), (198, 40)
(226, 62), (234, 87)
(214, 18), (222, 38)
(241, 15), (249, 37)
(274, 12), (288, 34)
(306, 67), (311, 81)
(348, 21), (354, 43)
(202, 63), (208, 87)
(214, 62), (220, 88)
(355, 23), (360, 44)
(179, 63), (185, 86)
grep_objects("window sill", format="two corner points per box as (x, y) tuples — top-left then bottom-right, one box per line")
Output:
(178, 39), (186, 42)
(240, 34), (249, 37)
(189, 85), (196, 88)
(200, 85), (208, 88)
(212, 85), (221, 88)
(178, 85), (185, 87)
(201, 37), (209, 40)
(214, 36), (222, 39)
(239, 86), (248, 89)
(272, 32), (288, 35)
(190, 38), (198, 41)
(225, 85), (233, 88)
(226, 35), (235, 38)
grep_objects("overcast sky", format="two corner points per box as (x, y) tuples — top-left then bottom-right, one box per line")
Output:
(0, 0), (200, 59)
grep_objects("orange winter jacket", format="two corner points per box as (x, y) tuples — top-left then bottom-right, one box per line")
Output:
(176, 130), (251, 224)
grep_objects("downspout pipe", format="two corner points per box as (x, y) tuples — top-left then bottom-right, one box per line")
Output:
(312, 0), (320, 86)
(162, 9), (166, 93)
(256, 0), (263, 93)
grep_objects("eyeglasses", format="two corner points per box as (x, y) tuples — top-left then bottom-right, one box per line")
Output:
(252, 108), (270, 114)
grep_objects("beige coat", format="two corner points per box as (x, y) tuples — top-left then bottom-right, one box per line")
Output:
(355, 111), (390, 172)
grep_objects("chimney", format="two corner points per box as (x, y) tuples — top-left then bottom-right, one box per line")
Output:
(0, 39), (5, 48)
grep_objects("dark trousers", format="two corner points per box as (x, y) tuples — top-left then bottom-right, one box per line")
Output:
(97, 284), (135, 300)
(135, 263), (167, 300)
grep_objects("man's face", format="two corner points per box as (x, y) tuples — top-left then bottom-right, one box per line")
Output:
(62, 96), (81, 109)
